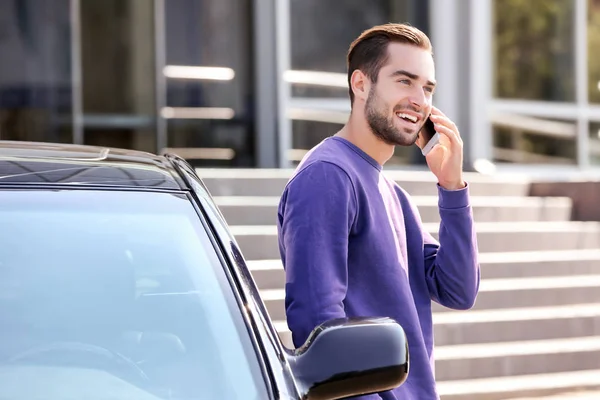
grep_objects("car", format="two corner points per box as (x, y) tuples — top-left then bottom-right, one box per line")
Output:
(0, 140), (409, 400)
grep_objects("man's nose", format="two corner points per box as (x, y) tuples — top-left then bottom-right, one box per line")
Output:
(408, 88), (428, 109)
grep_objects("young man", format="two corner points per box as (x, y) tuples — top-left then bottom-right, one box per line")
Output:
(277, 23), (480, 399)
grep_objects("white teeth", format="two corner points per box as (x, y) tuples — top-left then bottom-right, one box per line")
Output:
(396, 113), (417, 122)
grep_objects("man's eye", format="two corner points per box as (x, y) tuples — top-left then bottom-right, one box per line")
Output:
(399, 79), (411, 85)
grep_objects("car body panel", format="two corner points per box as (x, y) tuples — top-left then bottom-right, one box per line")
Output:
(0, 140), (185, 189)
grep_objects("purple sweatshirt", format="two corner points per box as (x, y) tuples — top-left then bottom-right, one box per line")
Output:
(277, 136), (480, 400)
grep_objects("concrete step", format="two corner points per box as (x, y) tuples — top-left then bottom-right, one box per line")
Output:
(436, 370), (600, 400)
(260, 275), (600, 321)
(247, 250), (600, 290)
(433, 336), (600, 382)
(198, 168), (531, 197)
(230, 221), (600, 260)
(214, 195), (572, 225)
(432, 303), (600, 346)
(478, 249), (600, 279)
(272, 303), (600, 348)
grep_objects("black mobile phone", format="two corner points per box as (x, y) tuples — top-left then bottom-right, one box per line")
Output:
(418, 116), (440, 156)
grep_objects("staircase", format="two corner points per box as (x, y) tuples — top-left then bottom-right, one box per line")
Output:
(199, 168), (600, 400)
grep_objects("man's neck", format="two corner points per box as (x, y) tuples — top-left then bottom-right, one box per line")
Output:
(335, 112), (395, 166)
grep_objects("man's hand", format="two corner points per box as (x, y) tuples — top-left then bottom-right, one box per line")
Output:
(425, 106), (465, 191)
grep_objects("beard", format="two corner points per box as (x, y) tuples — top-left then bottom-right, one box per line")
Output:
(365, 86), (425, 147)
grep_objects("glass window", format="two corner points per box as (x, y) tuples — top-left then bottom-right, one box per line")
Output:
(493, 0), (576, 102)
(0, 189), (268, 400)
(290, 0), (413, 75)
(589, 0), (600, 103)
(0, 0), (72, 144)
(589, 122), (600, 164)
(492, 115), (577, 164)
(164, 0), (255, 167)
(79, 0), (156, 153)
(289, 0), (422, 166)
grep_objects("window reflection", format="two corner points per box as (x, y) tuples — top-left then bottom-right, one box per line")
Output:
(164, 0), (254, 167)
(290, 0), (411, 74)
(0, 0), (72, 144)
(80, 0), (156, 153)
(492, 115), (577, 164)
(289, 0), (417, 166)
(493, 0), (576, 102)
(0, 190), (268, 399)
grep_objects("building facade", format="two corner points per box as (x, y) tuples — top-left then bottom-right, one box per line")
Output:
(0, 0), (598, 171)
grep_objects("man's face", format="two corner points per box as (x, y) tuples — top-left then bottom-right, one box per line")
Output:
(364, 42), (436, 147)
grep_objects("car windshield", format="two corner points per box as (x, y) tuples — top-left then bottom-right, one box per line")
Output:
(0, 189), (268, 400)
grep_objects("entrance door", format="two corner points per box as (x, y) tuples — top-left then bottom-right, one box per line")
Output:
(79, 0), (156, 153)
(77, 0), (256, 167)
(159, 0), (256, 167)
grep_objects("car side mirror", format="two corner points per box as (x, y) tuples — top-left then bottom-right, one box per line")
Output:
(288, 317), (409, 400)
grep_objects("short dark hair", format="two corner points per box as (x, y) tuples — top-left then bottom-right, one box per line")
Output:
(346, 23), (432, 105)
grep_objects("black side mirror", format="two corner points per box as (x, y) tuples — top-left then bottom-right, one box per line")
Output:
(288, 317), (409, 400)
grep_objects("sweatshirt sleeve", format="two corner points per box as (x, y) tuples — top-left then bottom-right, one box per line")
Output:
(423, 183), (481, 310)
(278, 161), (357, 348)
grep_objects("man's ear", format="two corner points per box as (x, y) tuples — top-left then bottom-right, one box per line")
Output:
(350, 69), (370, 103)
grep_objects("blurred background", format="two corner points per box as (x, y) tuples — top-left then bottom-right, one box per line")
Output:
(0, 0), (599, 171)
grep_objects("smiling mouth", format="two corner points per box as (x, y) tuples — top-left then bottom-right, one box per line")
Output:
(396, 112), (418, 123)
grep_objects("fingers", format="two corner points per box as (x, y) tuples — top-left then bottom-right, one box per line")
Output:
(429, 109), (462, 147)
(433, 123), (461, 148)
(430, 106), (453, 124)
(431, 119), (462, 147)
(430, 107), (462, 140)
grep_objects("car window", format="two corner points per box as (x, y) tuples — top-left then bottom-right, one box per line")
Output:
(0, 189), (268, 400)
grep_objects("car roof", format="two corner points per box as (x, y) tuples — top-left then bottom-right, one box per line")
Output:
(0, 141), (185, 190)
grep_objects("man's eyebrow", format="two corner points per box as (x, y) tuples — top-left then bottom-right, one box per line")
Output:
(390, 70), (436, 87)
